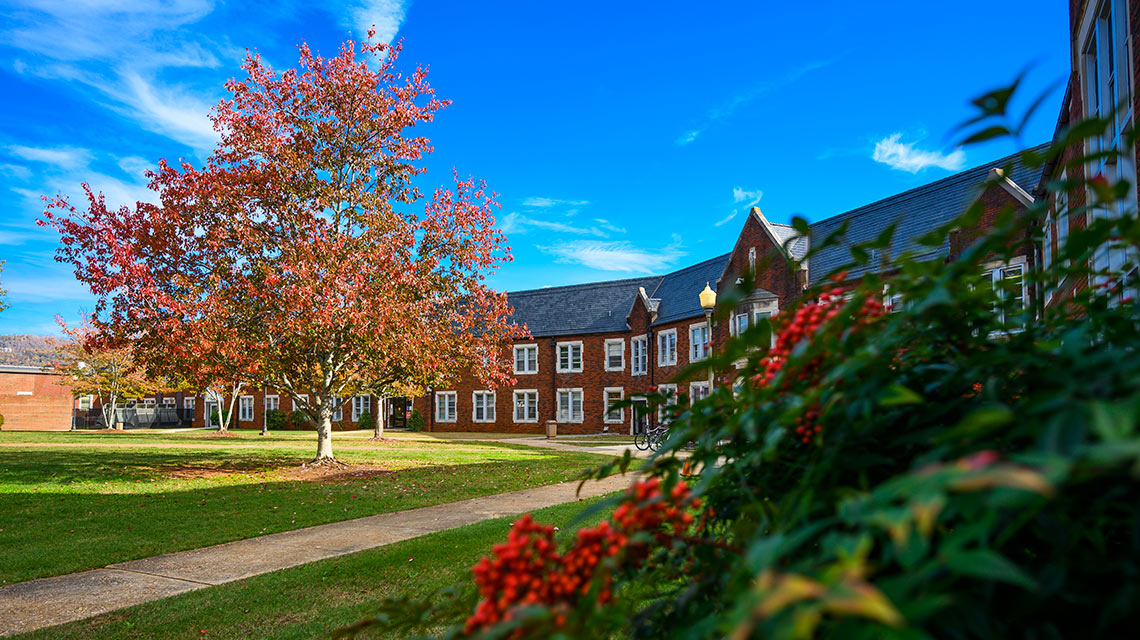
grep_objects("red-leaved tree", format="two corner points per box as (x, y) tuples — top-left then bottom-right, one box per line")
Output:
(41, 32), (526, 462)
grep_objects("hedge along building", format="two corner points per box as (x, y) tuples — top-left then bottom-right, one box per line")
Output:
(414, 147), (1044, 435)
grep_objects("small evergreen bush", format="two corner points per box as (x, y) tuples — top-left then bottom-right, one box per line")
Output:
(407, 409), (424, 432)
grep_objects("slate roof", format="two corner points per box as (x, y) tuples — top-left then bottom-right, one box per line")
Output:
(505, 253), (731, 337)
(648, 254), (732, 326)
(770, 223), (810, 260)
(807, 145), (1047, 285)
(507, 275), (661, 337)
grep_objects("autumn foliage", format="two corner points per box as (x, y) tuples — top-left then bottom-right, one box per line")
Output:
(40, 33), (527, 460)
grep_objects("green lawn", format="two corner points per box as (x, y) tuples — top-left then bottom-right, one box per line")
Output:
(19, 496), (615, 640)
(0, 430), (615, 585)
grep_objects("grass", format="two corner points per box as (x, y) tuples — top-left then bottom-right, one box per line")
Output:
(0, 430), (617, 585)
(20, 495), (616, 640)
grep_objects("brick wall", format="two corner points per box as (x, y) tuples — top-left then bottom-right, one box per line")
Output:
(0, 370), (74, 431)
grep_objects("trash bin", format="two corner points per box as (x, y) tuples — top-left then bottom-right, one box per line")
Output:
(544, 420), (557, 439)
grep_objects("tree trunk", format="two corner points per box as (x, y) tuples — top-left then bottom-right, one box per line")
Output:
(373, 397), (386, 439)
(314, 400), (335, 462)
(103, 395), (117, 430)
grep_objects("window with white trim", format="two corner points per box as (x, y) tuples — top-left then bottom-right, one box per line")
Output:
(183, 396), (195, 411)
(748, 247), (757, 273)
(690, 323), (710, 361)
(690, 381), (710, 403)
(472, 391), (496, 422)
(352, 395), (370, 421)
(658, 329), (677, 366)
(78, 394), (94, 410)
(265, 394), (280, 415)
(982, 260), (1028, 327)
(604, 339), (624, 371)
(656, 384), (678, 423)
(161, 397), (176, 408)
(142, 397), (156, 408)
(631, 335), (648, 375)
(557, 388), (584, 422)
(1083, 0), (1139, 302)
(513, 390), (538, 423)
(732, 312), (748, 336)
(435, 391), (457, 422)
(604, 387), (624, 423)
(293, 394), (309, 412)
(557, 341), (583, 372)
(513, 344), (538, 374)
(239, 396), (254, 421)
(331, 396), (343, 421)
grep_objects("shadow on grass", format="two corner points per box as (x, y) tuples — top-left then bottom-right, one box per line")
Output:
(0, 447), (608, 585)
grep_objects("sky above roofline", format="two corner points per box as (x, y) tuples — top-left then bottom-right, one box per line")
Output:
(0, 0), (1069, 335)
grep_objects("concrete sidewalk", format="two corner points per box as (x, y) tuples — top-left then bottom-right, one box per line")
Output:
(0, 473), (634, 637)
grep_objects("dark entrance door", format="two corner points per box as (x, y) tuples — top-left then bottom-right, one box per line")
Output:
(631, 398), (650, 435)
(388, 397), (409, 429)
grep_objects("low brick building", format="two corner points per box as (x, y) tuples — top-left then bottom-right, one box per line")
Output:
(0, 366), (75, 431)
(413, 148), (1043, 435)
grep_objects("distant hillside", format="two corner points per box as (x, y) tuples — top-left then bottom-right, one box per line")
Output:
(0, 334), (56, 367)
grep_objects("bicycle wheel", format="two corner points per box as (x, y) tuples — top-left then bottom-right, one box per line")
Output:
(634, 432), (649, 450)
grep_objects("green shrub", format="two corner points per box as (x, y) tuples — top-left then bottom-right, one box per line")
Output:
(357, 408), (374, 431)
(407, 409), (424, 432)
(289, 410), (311, 430)
(209, 408), (230, 428)
(265, 408), (288, 431)
(347, 83), (1140, 639)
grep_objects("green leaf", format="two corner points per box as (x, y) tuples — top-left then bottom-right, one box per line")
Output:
(943, 549), (1037, 591)
(879, 384), (925, 407)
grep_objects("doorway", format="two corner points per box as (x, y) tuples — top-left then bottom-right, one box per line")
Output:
(631, 397), (649, 435)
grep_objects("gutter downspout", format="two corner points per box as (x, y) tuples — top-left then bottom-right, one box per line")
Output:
(550, 337), (557, 422)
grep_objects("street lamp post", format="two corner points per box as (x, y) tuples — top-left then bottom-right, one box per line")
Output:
(699, 282), (717, 394)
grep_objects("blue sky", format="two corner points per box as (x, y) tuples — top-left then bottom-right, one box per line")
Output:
(0, 0), (1069, 335)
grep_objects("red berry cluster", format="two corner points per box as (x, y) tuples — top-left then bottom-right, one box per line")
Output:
(465, 479), (699, 636)
(754, 275), (884, 444)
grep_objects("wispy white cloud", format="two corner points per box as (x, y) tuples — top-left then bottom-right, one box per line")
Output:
(7, 145), (93, 170)
(342, 0), (408, 44)
(119, 72), (218, 151)
(522, 196), (590, 208)
(732, 187), (763, 206)
(714, 209), (738, 227)
(537, 236), (686, 273)
(872, 133), (966, 173)
(677, 59), (833, 145)
(499, 212), (609, 237)
(594, 218), (627, 234)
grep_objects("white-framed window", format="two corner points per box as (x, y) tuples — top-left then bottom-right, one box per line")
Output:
(183, 396), (195, 411)
(472, 391), (496, 422)
(557, 341), (583, 372)
(352, 395), (370, 421)
(142, 397), (156, 408)
(1082, 0), (1139, 302)
(77, 394), (94, 410)
(732, 312), (749, 336)
(690, 381), (711, 404)
(293, 394), (309, 412)
(604, 338), (625, 371)
(657, 328), (677, 366)
(631, 335), (648, 375)
(604, 387), (624, 423)
(884, 285), (905, 314)
(982, 258), (1028, 327)
(513, 390), (539, 423)
(690, 323), (710, 361)
(657, 384), (678, 423)
(513, 344), (538, 374)
(748, 246), (757, 273)
(239, 395), (254, 421)
(557, 388), (584, 422)
(161, 397), (176, 408)
(332, 396), (343, 421)
(435, 391), (457, 422)
(265, 394), (280, 415)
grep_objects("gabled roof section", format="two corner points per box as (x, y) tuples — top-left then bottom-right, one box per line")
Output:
(652, 253), (731, 326)
(716, 208), (808, 286)
(507, 275), (661, 337)
(807, 144), (1047, 285)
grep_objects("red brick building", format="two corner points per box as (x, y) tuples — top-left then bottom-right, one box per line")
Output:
(414, 149), (1043, 435)
(1038, 0), (1140, 308)
(0, 366), (74, 431)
